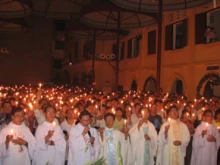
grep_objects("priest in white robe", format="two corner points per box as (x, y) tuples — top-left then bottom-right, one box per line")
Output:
(156, 105), (190, 165)
(33, 105), (66, 165)
(0, 107), (36, 165)
(99, 113), (129, 165)
(68, 110), (100, 165)
(129, 107), (158, 165)
(191, 109), (220, 165)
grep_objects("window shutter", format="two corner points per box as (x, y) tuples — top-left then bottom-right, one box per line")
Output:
(127, 39), (132, 58)
(165, 24), (173, 50)
(182, 19), (187, 47)
(112, 44), (117, 55)
(148, 30), (156, 55)
(195, 13), (206, 44)
(120, 42), (125, 60)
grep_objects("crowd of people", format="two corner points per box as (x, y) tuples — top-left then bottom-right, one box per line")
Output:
(0, 84), (219, 165)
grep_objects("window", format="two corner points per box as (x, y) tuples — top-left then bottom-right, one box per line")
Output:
(148, 30), (156, 55)
(195, 8), (220, 44)
(83, 42), (93, 60)
(112, 42), (125, 60)
(127, 38), (139, 58)
(55, 41), (65, 50)
(165, 19), (187, 50)
(74, 41), (79, 59)
(55, 22), (66, 31)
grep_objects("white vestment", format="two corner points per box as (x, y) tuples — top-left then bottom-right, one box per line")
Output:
(61, 119), (75, 161)
(0, 122), (36, 165)
(33, 121), (66, 165)
(68, 123), (101, 165)
(191, 121), (220, 165)
(129, 120), (158, 165)
(99, 127), (129, 165)
(156, 119), (190, 165)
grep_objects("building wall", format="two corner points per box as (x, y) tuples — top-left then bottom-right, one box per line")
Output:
(65, 3), (220, 100)
(0, 17), (53, 85)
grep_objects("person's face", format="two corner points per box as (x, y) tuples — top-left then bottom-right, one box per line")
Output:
(105, 115), (115, 128)
(80, 115), (91, 127)
(45, 107), (56, 123)
(62, 105), (68, 112)
(66, 109), (74, 120)
(3, 103), (12, 114)
(183, 112), (190, 120)
(141, 108), (149, 120)
(12, 111), (25, 125)
(169, 108), (179, 119)
(150, 105), (157, 113)
(204, 112), (213, 123)
(115, 110), (122, 118)
(135, 105), (141, 114)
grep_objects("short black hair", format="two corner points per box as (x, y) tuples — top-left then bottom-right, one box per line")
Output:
(167, 105), (178, 115)
(43, 104), (56, 113)
(11, 107), (24, 116)
(203, 109), (213, 116)
(104, 113), (115, 120)
(115, 107), (123, 112)
(79, 110), (92, 119)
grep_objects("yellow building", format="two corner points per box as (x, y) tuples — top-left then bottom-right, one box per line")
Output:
(63, 3), (220, 100)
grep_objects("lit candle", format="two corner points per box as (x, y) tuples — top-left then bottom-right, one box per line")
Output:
(141, 111), (144, 118)
(206, 122), (209, 130)
(192, 113), (195, 117)
(10, 129), (14, 136)
(52, 121), (56, 130)
(186, 113), (189, 117)
(194, 99), (197, 102)
(128, 107), (131, 111)
(28, 103), (33, 110)
(39, 83), (42, 89)
(124, 119), (127, 128)
(168, 117), (171, 124)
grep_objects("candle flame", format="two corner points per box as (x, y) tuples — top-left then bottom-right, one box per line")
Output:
(10, 129), (14, 135)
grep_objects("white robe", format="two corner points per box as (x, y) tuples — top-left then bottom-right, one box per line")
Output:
(129, 120), (158, 165)
(156, 119), (190, 165)
(0, 122), (36, 165)
(99, 127), (128, 165)
(33, 121), (66, 165)
(61, 119), (75, 161)
(68, 123), (101, 165)
(191, 121), (220, 165)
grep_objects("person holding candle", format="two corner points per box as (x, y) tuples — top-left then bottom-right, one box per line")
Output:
(213, 109), (220, 165)
(61, 108), (76, 165)
(191, 109), (220, 165)
(0, 107), (36, 165)
(149, 104), (163, 133)
(129, 107), (158, 165)
(130, 103), (142, 127)
(180, 110), (195, 165)
(33, 105), (66, 165)
(156, 105), (190, 165)
(113, 107), (125, 131)
(68, 110), (100, 165)
(99, 113), (129, 165)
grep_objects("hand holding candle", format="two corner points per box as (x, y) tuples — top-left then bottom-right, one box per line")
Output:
(124, 119), (127, 128)
(52, 121), (56, 131)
